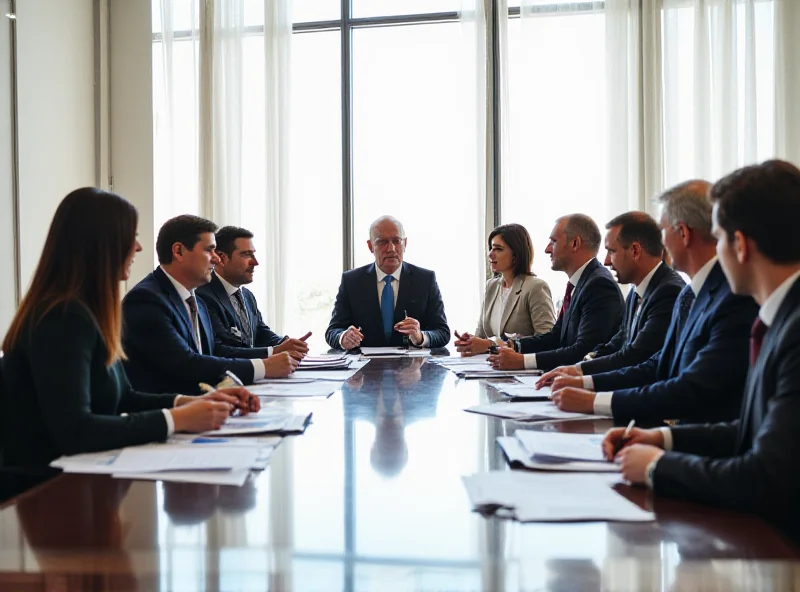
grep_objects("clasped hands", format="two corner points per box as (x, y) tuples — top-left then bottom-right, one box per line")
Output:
(601, 426), (666, 485)
(341, 316), (424, 350)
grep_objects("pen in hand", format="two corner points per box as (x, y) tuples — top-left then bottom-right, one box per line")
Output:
(615, 419), (636, 456)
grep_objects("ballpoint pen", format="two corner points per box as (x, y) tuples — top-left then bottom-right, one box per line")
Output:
(615, 419), (636, 454)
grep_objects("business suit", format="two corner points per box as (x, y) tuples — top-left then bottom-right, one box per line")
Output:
(653, 277), (800, 545)
(591, 262), (758, 423)
(1, 301), (174, 467)
(475, 274), (555, 339)
(196, 272), (284, 357)
(581, 264), (685, 375)
(516, 258), (624, 369)
(123, 267), (260, 395)
(326, 262), (450, 349)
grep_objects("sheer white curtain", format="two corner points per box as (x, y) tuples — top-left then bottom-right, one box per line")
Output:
(661, 0), (785, 186)
(153, 0), (292, 334)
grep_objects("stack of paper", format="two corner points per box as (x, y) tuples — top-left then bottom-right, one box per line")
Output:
(430, 354), (490, 366)
(360, 347), (431, 358)
(200, 409), (312, 436)
(497, 433), (618, 472)
(495, 383), (552, 400)
(462, 471), (654, 522)
(297, 354), (352, 371)
(465, 401), (607, 422)
(247, 381), (340, 398)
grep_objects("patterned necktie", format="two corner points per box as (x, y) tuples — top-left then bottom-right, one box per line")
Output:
(559, 282), (574, 318)
(231, 289), (253, 346)
(381, 275), (395, 339)
(630, 292), (642, 331)
(750, 317), (768, 366)
(674, 285), (696, 336)
(185, 295), (202, 352)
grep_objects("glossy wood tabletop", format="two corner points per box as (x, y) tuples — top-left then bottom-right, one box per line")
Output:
(0, 357), (798, 592)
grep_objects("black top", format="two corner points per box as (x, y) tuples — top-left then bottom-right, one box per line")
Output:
(325, 262), (450, 350)
(196, 272), (284, 356)
(1, 301), (174, 468)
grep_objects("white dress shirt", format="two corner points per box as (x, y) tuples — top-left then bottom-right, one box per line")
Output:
(216, 273), (274, 357)
(645, 268), (800, 488)
(592, 257), (718, 416)
(523, 258), (593, 370)
(489, 285), (512, 338)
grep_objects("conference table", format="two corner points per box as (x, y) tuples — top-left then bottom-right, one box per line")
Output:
(0, 357), (797, 591)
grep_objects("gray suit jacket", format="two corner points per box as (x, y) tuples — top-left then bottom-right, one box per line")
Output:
(475, 274), (555, 339)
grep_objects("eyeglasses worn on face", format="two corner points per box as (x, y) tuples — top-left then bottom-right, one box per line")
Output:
(374, 238), (404, 248)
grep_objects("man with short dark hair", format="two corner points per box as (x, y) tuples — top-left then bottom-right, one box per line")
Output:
(488, 214), (625, 370)
(196, 225), (311, 358)
(123, 215), (299, 395)
(550, 181), (758, 424)
(605, 159), (800, 545)
(537, 211), (685, 381)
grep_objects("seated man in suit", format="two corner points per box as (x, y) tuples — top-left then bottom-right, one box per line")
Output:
(606, 159), (800, 545)
(123, 215), (299, 394)
(537, 211), (685, 382)
(488, 214), (624, 371)
(196, 225), (311, 358)
(325, 215), (450, 350)
(550, 181), (758, 423)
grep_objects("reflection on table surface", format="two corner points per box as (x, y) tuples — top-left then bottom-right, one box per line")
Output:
(0, 358), (797, 591)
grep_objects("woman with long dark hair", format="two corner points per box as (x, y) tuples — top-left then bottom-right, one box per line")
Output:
(1, 188), (256, 468)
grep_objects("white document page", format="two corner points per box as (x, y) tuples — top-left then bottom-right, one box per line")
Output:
(513, 376), (545, 387)
(431, 354), (490, 366)
(247, 382), (339, 398)
(514, 430), (607, 462)
(497, 384), (552, 399)
(465, 401), (605, 421)
(112, 446), (260, 473)
(462, 471), (653, 522)
(360, 347), (409, 356)
(114, 469), (250, 487)
(497, 436), (618, 472)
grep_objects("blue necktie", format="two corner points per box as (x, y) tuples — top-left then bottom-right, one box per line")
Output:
(381, 275), (395, 340)
(675, 285), (696, 337)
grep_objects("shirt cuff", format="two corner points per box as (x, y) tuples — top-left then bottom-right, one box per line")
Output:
(523, 354), (537, 370)
(419, 332), (430, 348)
(251, 359), (266, 381)
(162, 409), (176, 436)
(582, 375), (595, 390)
(267, 346), (273, 357)
(173, 395), (182, 407)
(659, 427), (673, 451)
(593, 391), (613, 416)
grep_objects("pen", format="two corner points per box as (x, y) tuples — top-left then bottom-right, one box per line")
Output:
(616, 419), (636, 454)
(404, 309), (408, 318)
(224, 370), (245, 387)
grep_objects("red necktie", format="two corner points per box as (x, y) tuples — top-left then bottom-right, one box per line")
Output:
(559, 282), (574, 318)
(750, 317), (768, 366)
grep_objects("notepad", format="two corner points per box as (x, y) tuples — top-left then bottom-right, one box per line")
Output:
(513, 430), (607, 463)
(497, 436), (619, 472)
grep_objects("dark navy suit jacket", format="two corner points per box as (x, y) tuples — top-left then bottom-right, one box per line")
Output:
(196, 272), (284, 358)
(517, 258), (624, 369)
(325, 262), (450, 350)
(654, 276), (800, 545)
(122, 267), (260, 395)
(592, 262), (758, 423)
(581, 263), (685, 375)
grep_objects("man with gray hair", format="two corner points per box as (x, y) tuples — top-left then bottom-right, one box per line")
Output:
(548, 180), (758, 424)
(489, 213), (625, 370)
(325, 215), (450, 350)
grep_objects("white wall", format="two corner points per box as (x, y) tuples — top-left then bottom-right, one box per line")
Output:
(15, 0), (96, 289)
(0, 15), (17, 337)
(110, 0), (155, 288)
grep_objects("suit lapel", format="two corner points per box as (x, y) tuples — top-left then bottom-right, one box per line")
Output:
(210, 273), (239, 328)
(669, 265), (723, 376)
(499, 275), (525, 334)
(197, 299), (215, 355)
(631, 264), (667, 336)
(154, 268), (198, 351)
(394, 262), (413, 326)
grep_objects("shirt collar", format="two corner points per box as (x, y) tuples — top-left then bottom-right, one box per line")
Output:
(376, 264), (402, 284)
(215, 272), (239, 297)
(160, 266), (193, 302)
(569, 259), (593, 287)
(635, 261), (662, 299)
(689, 256), (718, 297)
(759, 269), (800, 327)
